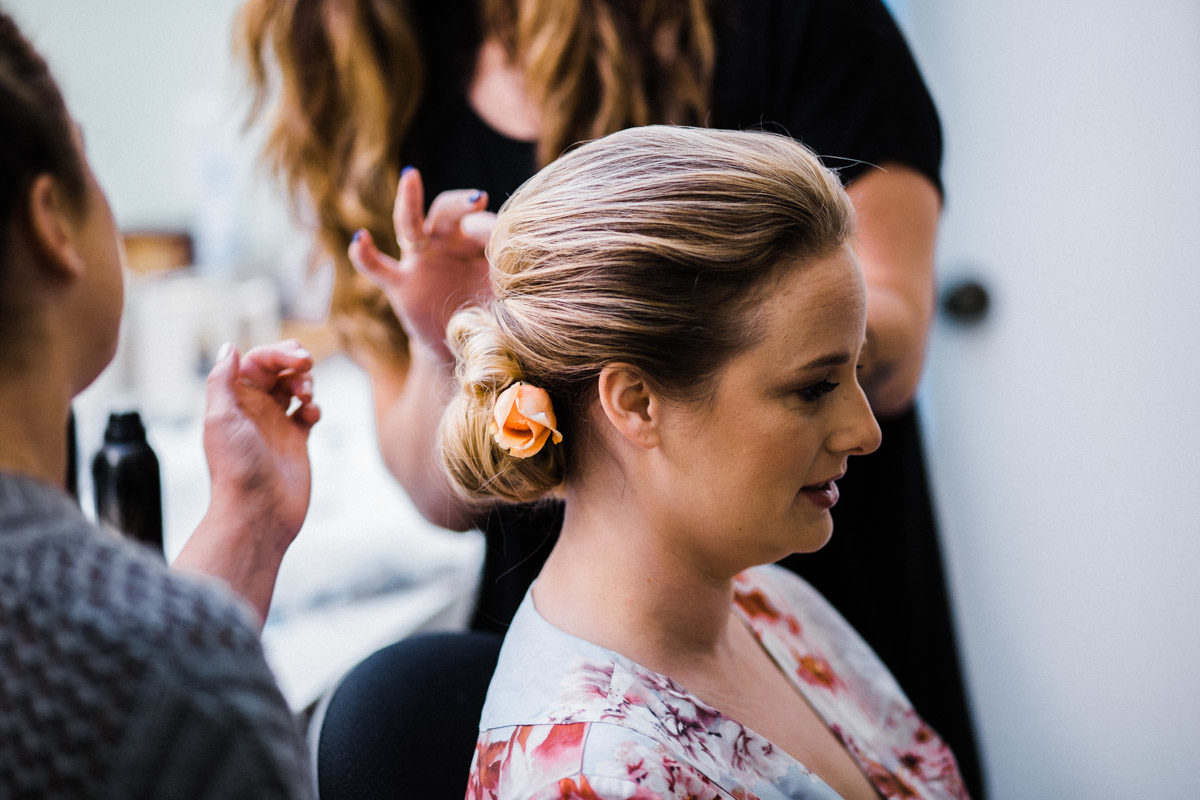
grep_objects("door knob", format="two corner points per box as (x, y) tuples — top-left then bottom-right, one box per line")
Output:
(940, 278), (991, 324)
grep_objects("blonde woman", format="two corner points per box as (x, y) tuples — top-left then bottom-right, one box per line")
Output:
(240, 2), (981, 791)
(425, 126), (968, 799)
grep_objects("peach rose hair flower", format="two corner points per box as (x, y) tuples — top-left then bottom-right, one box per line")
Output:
(491, 382), (564, 458)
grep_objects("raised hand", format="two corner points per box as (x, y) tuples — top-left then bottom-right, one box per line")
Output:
(174, 339), (321, 624)
(349, 167), (495, 361)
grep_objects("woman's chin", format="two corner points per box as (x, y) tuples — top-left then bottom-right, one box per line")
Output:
(786, 515), (835, 557)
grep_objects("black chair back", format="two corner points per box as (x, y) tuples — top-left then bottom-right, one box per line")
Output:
(313, 630), (503, 800)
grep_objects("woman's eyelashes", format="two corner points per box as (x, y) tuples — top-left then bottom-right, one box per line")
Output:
(798, 379), (840, 402)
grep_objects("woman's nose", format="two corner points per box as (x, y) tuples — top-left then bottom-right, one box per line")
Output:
(830, 383), (882, 456)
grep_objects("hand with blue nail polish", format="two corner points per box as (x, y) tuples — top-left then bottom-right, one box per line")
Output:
(348, 166), (495, 362)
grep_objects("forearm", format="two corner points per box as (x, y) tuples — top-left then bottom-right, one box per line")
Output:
(172, 504), (289, 628)
(364, 344), (487, 532)
(846, 163), (941, 417)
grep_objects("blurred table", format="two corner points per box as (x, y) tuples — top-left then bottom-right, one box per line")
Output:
(75, 349), (485, 710)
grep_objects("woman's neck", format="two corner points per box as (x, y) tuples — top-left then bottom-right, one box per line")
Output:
(534, 483), (744, 672)
(467, 37), (541, 143)
(0, 368), (71, 488)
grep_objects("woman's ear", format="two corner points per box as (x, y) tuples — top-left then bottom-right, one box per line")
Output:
(597, 364), (662, 450)
(24, 174), (86, 281)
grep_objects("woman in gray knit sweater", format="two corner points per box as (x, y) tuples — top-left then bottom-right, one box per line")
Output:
(0, 11), (319, 797)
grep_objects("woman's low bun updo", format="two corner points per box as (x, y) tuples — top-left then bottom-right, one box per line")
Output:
(439, 307), (568, 505)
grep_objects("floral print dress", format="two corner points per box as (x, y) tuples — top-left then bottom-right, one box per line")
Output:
(466, 564), (969, 800)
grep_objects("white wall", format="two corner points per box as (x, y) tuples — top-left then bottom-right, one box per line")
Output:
(6, 0), (297, 277)
(898, 2), (1200, 798)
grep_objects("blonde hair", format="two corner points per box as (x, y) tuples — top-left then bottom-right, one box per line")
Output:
(236, 0), (714, 363)
(440, 126), (855, 504)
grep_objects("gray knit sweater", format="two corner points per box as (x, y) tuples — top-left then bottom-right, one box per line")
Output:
(0, 471), (314, 799)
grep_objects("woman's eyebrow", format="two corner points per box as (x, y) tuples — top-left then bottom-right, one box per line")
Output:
(796, 352), (851, 372)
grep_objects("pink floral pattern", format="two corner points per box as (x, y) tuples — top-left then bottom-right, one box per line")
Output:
(466, 565), (970, 799)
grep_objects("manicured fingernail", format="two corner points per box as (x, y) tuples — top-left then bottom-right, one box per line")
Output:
(468, 190), (483, 204)
(352, 229), (365, 243)
(401, 165), (414, 176)
(217, 342), (233, 361)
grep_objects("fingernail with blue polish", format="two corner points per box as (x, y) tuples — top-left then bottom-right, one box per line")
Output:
(401, 165), (414, 177)
(468, 190), (483, 204)
(352, 229), (365, 243)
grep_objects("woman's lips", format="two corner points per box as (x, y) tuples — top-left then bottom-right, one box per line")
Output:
(800, 479), (840, 509)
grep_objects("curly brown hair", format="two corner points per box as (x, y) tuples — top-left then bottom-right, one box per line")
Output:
(236, 0), (714, 363)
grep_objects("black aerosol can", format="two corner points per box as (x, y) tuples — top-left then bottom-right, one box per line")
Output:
(92, 411), (164, 556)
